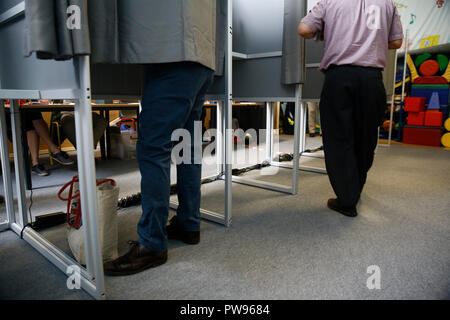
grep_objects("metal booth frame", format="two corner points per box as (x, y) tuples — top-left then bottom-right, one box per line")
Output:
(0, 1), (233, 300)
(0, 0), (321, 300)
(222, 0), (306, 196)
(169, 0), (234, 227)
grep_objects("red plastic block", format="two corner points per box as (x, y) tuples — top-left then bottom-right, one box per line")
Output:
(420, 60), (439, 76)
(413, 76), (448, 85)
(424, 110), (443, 127)
(403, 126), (442, 147)
(404, 97), (426, 112)
(407, 111), (425, 126)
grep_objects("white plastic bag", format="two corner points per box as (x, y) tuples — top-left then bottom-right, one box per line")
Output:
(59, 177), (120, 265)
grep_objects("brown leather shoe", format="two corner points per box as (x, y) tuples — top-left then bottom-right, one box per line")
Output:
(104, 241), (167, 276)
(327, 198), (358, 218)
(166, 217), (200, 245)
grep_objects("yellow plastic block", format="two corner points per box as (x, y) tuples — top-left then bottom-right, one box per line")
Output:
(445, 118), (450, 132)
(406, 55), (419, 81)
(395, 77), (410, 88)
(441, 133), (450, 148)
(443, 62), (450, 82)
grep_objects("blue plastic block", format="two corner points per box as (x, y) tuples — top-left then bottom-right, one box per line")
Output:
(411, 85), (449, 105)
(428, 92), (441, 110)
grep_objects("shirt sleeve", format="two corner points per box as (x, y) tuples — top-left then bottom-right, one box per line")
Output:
(300, 0), (326, 34)
(388, 5), (404, 41)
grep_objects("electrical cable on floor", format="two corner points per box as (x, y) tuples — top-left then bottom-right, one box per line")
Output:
(28, 189), (34, 224)
(20, 189), (34, 239)
(273, 145), (324, 162)
(117, 146), (323, 210)
(118, 172), (225, 209)
(304, 145), (324, 153)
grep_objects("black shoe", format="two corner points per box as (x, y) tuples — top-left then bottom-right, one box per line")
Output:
(104, 241), (167, 276)
(327, 198), (358, 217)
(52, 151), (75, 166)
(32, 164), (49, 176)
(309, 133), (316, 138)
(166, 217), (200, 245)
(0, 195), (4, 204)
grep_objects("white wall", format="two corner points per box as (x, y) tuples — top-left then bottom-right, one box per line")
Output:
(395, 0), (450, 50)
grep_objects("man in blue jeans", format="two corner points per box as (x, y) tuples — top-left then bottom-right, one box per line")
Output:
(104, 0), (216, 276)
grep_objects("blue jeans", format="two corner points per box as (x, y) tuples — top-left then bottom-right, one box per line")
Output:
(137, 62), (214, 252)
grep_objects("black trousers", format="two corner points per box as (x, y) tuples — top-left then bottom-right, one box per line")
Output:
(319, 65), (387, 207)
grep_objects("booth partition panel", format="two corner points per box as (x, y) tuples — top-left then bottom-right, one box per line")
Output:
(303, 39), (325, 101)
(230, 0), (306, 194)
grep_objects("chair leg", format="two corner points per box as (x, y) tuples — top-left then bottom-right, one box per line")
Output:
(49, 122), (62, 166)
(56, 123), (62, 150)
(49, 123), (54, 166)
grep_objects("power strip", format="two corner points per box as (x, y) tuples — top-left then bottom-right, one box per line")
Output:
(31, 212), (66, 231)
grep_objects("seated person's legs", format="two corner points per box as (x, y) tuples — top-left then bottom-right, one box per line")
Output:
(4, 110), (49, 176)
(92, 113), (108, 148)
(60, 112), (108, 149)
(26, 129), (49, 176)
(29, 114), (74, 166)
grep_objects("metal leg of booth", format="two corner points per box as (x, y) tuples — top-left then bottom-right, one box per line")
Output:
(265, 102), (274, 162)
(230, 86), (302, 195)
(272, 101), (327, 175)
(19, 109), (33, 191)
(224, 98), (233, 227)
(105, 111), (111, 160)
(0, 101), (15, 232)
(222, 0), (233, 227)
(169, 100), (232, 227)
(298, 101), (327, 174)
(70, 56), (106, 299)
(99, 110), (107, 160)
(217, 101), (225, 177)
(170, 0), (234, 227)
(10, 100), (29, 228)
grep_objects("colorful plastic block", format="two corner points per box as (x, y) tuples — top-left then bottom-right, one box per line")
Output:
(407, 111), (425, 126)
(428, 92), (441, 110)
(424, 111), (443, 127)
(403, 126), (442, 147)
(442, 133), (450, 148)
(415, 53), (432, 68)
(413, 76), (447, 85)
(404, 97), (426, 112)
(407, 55), (419, 82)
(443, 62), (450, 82)
(445, 118), (450, 131)
(411, 85), (449, 105)
(437, 54), (449, 71)
(420, 60), (439, 76)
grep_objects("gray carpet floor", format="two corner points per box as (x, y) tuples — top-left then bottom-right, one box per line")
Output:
(0, 136), (449, 300)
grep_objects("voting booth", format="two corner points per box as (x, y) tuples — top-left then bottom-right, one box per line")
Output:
(0, 0), (316, 299)
(0, 0), (233, 299)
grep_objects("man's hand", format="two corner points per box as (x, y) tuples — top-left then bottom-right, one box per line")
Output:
(298, 22), (315, 39)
